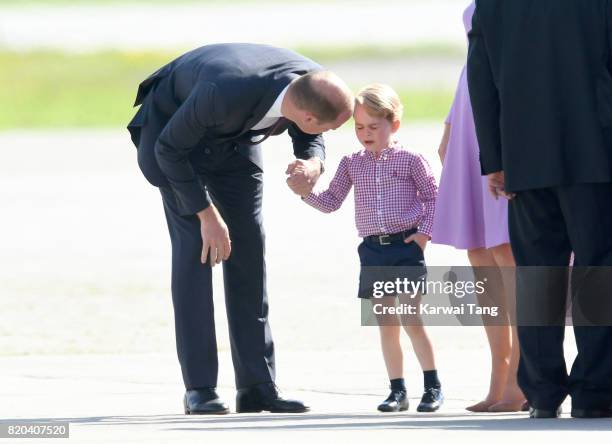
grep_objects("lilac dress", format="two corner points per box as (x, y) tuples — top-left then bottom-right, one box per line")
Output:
(431, 1), (509, 250)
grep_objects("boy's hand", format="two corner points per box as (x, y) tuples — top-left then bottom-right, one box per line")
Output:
(287, 177), (312, 198)
(285, 157), (323, 178)
(404, 232), (429, 251)
(286, 158), (322, 197)
(286, 172), (312, 197)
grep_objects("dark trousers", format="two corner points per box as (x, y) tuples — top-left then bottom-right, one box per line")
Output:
(509, 182), (612, 409)
(160, 146), (275, 390)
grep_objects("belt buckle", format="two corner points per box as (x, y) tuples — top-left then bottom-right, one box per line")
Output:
(379, 235), (391, 246)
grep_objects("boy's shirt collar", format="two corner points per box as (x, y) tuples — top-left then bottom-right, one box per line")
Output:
(364, 140), (401, 159)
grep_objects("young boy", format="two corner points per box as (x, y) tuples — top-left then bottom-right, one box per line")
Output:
(290, 84), (443, 412)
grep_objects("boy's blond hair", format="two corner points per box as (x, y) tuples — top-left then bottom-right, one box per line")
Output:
(355, 83), (404, 123)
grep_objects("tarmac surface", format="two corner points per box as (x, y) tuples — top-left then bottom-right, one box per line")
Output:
(0, 1), (468, 52)
(1, 127), (604, 442)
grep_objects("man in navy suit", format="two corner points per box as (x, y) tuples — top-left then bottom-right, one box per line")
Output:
(128, 43), (353, 414)
(468, 0), (612, 419)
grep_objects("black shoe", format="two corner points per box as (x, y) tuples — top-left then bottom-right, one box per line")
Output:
(417, 387), (444, 412)
(236, 383), (309, 413)
(377, 389), (409, 412)
(571, 408), (612, 418)
(529, 406), (562, 418)
(184, 388), (229, 415)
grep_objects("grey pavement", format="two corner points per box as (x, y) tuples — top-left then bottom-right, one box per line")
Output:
(0, 127), (604, 443)
(3, 350), (607, 444)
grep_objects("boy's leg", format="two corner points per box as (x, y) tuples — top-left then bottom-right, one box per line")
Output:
(399, 293), (436, 371)
(373, 297), (403, 379)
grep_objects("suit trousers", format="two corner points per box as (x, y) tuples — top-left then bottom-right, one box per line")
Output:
(508, 182), (612, 410)
(160, 145), (275, 390)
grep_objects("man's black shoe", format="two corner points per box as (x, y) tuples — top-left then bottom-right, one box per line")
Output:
(236, 383), (309, 413)
(571, 408), (612, 418)
(184, 388), (229, 415)
(529, 406), (562, 418)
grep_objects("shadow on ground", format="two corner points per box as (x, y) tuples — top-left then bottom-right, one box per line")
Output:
(2, 413), (611, 432)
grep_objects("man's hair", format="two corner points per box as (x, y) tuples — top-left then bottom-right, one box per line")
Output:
(356, 83), (404, 123)
(290, 71), (353, 123)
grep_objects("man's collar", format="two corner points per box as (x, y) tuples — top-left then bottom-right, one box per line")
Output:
(270, 84), (290, 118)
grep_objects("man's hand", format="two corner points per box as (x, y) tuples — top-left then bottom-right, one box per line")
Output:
(404, 232), (429, 251)
(487, 171), (516, 201)
(197, 205), (231, 266)
(286, 157), (323, 197)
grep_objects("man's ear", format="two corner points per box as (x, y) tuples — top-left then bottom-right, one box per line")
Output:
(303, 111), (315, 123)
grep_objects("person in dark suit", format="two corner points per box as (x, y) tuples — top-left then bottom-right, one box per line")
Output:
(468, 0), (612, 419)
(127, 43), (353, 414)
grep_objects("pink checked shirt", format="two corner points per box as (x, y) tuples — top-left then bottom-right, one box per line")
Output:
(304, 143), (438, 238)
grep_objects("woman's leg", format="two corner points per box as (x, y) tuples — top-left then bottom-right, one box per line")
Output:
(488, 243), (526, 412)
(466, 247), (513, 412)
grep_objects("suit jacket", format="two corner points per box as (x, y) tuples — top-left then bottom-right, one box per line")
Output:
(127, 43), (325, 215)
(467, 0), (612, 192)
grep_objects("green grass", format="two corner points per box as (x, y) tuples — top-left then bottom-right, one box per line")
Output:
(296, 43), (464, 61)
(0, 49), (454, 130)
(0, 50), (175, 129)
(402, 89), (453, 122)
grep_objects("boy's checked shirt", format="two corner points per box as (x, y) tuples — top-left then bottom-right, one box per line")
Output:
(303, 143), (438, 238)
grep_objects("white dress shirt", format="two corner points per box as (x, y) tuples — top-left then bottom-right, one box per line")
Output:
(250, 85), (289, 131)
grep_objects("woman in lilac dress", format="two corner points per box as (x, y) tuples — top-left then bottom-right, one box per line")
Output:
(431, 1), (526, 412)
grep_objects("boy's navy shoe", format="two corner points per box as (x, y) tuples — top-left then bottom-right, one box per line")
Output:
(378, 389), (409, 412)
(417, 387), (444, 412)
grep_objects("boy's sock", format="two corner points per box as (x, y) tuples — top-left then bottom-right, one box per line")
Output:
(390, 378), (406, 392)
(423, 370), (441, 390)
